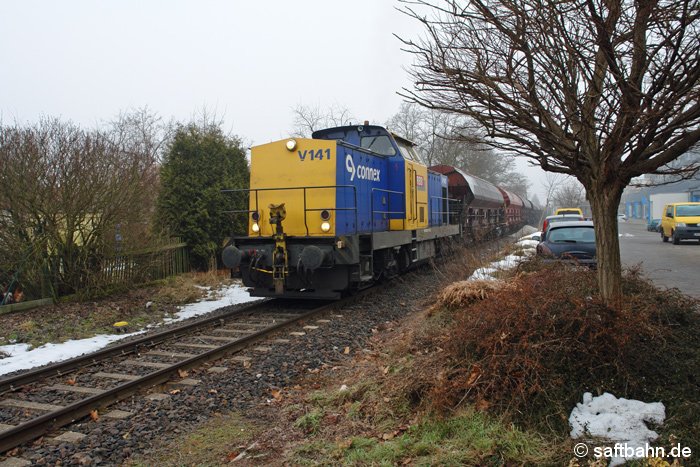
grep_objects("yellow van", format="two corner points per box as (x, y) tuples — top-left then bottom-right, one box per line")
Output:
(554, 207), (583, 216)
(660, 202), (700, 244)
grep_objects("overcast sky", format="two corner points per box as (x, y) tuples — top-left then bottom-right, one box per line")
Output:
(0, 0), (549, 201)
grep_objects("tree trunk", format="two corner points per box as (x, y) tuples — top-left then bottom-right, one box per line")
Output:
(587, 185), (625, 307)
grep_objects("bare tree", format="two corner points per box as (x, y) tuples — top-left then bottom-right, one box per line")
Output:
(291, 103), (356, 137)
(553, 180), (587, 209)
(0, 114), (162, 298)
(387, 103), (531, 195)
(400, 0), (700, 303)
(539, 172), (565, 224)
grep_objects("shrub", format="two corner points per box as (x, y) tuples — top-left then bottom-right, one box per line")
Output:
(402, 263), (700, 447)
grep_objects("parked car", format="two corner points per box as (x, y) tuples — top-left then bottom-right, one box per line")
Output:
(536, 221), (596, 266)
(542, 214), (584, 233)
(555, 207), (584, 216)
(617, 213), (627, 221)
(646, 218), (661, 232)
(660, 202), (700, 244)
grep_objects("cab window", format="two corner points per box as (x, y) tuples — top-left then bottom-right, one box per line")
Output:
(666, 206), (673, 217)
(397, 146), (413, 160)
(360, 135), (396, 156)
(395, 141), (422, 162)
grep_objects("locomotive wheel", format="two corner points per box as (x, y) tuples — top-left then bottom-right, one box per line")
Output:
(397, 246), (411, 272)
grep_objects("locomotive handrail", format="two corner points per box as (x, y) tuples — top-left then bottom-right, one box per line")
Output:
(370, 188), (406, 232)
(222, 185), (358, 237)
(413, 167), (418, 222)
(301, 185), (358, 236)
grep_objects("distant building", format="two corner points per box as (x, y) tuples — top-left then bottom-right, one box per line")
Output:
(620, 146), (700, 222)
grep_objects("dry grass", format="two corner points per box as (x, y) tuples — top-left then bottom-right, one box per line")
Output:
(430, 279), (504, 313)
(431, 240), (511, 286)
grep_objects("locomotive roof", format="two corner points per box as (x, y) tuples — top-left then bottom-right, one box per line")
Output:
(312, 125), (421, 161)
(312, 124), (391, 140)
(312, 125), (417, 146)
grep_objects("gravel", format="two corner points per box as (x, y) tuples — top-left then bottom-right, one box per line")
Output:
(3, 266), (448, 465)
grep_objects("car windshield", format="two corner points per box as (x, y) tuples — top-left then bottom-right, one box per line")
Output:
(676, 205), (700, 216)
(547, 227), (595, 243)
(557, 210), (580, 215)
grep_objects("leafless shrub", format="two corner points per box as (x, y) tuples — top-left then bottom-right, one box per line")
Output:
(0, 111), (168, 298)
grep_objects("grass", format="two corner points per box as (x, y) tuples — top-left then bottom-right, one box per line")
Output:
(281, 372), (556, 466)
(290, 409), (553, 466)
(129, 413), (259, 467)
(294, 408), (324, 435)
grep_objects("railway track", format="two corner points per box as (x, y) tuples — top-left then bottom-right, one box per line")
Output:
(0, 296), (350, 454)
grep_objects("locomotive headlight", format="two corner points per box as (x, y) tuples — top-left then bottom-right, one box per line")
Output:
(320, 209), (331, 220)
(251, 222), (260, 233)
(286, 139), (297, 151)
(251, 211), (260, 222)
(321, 221), (331, 232)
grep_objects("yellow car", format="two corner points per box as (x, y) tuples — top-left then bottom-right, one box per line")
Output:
(554, 207), (583, 216)
(660, 202), (700, 244)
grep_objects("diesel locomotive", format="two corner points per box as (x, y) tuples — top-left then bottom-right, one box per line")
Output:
(221, 124), (537, 299)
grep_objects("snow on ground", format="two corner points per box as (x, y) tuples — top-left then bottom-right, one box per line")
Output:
(517, 239), (540, 249)
(0, 281), (260, 376)
(467, 229), (541, 281)
(569, 392), (666, 466)
(512, 225), (539, 238)
(469, 267), (499, 281)
(0, 332), (144, 376)
(163, 283), (261, 324)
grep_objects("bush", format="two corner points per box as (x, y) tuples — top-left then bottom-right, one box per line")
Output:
(402, 264), (700, 451)
(157, 123), (249, 270)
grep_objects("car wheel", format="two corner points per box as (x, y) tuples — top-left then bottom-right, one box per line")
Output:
(672, 230), (680, 245)
(662, 230), (668, 242)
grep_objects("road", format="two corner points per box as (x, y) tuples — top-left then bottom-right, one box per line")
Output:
(618, 220), (700, 298)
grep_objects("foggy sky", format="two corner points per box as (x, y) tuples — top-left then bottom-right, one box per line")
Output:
(0, 0), (549, 200)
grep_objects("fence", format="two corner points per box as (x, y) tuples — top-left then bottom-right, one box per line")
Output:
(98, 240), (190, 285)
(1, 238), (190, 314)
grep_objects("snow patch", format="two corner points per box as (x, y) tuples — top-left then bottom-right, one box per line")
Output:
(0, 281), (260, 376)
(569, 392), (665, 466)
(0, 332), (144, 376)
(516, 239), (540, 249)
(467, 248), (534, 281)
(511, 225), (539, 238)
(163, 283), (261, 324)
(468, 267), (499, 281)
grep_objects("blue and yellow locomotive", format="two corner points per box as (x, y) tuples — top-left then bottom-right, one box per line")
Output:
(222, 124), (461, 299)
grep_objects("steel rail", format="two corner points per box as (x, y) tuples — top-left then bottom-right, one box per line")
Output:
(0, 299), (272, 394)
(0, 297), (349, 453)
(0, 282), (388, 454)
